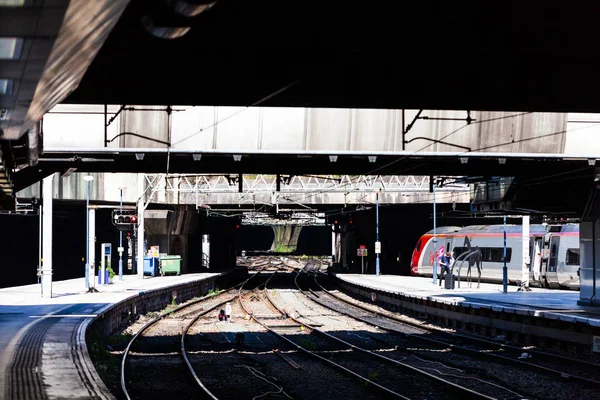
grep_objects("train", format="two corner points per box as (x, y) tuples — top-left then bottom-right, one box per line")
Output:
(410, 224), (580, 290)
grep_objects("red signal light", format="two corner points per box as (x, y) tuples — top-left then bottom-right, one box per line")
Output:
(349, 219), (353, 224)
(235, 224), (240, 229)
(334, 220), (338, 225)
(131, 216), (137, 224)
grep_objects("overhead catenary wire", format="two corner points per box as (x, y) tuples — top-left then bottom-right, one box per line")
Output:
(286, 115), (598, 209)
(172, 81), (298, 147)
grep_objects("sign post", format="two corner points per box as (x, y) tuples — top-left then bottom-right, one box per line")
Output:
(358, 245), (367, 274)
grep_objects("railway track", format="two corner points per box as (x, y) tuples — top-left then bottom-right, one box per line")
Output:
(241, 270), (498, 400)
(307, 271), (600, 388)
(115, 257), (600, 400)
(120, 269), (271, 399)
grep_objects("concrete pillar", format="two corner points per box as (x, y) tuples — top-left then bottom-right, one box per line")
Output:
(202, 234), (210, 268)
(579, 220), (600, 305)
(41, 174), (54, 298)
(341, 232), (350, 271)
(578, 174), (600, 305)
(331, 226), (336, 259)
(137, 174), (145, 276)
(522, 215), (530, 289)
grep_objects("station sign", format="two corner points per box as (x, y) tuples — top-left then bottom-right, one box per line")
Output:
(375, 241), (381, 254)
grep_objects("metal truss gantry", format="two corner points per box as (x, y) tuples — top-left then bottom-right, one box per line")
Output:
(142, 174), (470, 210)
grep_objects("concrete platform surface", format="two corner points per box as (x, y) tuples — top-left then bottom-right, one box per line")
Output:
(0, 273), (220, 400)
(335, 274), (600, 327)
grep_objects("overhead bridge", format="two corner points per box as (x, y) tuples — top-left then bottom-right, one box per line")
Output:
(9, 105), (597, 217)
(16, 173), (470, 210)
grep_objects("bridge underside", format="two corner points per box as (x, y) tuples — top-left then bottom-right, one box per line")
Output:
(10, 149), (593, 218)
(67, 2), (600, 114)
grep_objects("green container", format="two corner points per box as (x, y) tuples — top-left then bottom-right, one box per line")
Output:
(159, 255), (181, 276)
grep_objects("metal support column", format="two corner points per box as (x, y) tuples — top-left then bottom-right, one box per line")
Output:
(41, 174), (54, 298)
(119, 187), (124, 280)
(432, 178), (438, 285)
(137, 174), (145, 277)
(104, 104), (108, 147)
(401, 109), (405, 151)
(503, 215), (508, 293)
(375, 190), (380, 276)
(84, 175), (94, 290)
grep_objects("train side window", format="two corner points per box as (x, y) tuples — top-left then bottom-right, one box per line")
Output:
(478, 247), (511, 263)
(446, 243), (450, 252)
(415, 239), (422, 252)
(453, 247), (467, 258)
(566, 248), (579, 265)
(452, 247), (510, 262)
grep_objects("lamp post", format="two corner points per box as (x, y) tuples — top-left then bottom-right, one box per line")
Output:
(118, 186), (126, 281)
(83, 175), (94, 290)
(375, 189), (380, 276)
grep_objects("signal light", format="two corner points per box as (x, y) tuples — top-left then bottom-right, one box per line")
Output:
(112, 209), (138, 230)
(334, 220), (338, 225)
(235, 224), (240, 229)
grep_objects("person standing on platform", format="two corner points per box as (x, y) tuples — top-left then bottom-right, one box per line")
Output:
(438, 251), (453, 287)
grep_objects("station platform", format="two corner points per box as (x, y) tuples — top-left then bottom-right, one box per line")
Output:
(333, 274), (600, 352)
(0, 272), (223, 400)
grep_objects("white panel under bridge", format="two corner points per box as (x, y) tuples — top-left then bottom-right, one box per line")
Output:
(141, 174), (470, 208)
(43, 105), (571, 155)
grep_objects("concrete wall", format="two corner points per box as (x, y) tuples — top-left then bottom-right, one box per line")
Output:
(335, 277), (597, 353)
(90, 269), (247, 337)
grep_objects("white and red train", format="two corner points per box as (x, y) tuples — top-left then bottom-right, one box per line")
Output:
(410, 224), (580, 289)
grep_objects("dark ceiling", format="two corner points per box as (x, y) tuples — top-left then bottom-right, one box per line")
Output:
(66, 1), (600, 112)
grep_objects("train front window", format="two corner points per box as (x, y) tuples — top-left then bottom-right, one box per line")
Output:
(415, 239), (422, 252)
(566, 248), (579, 265)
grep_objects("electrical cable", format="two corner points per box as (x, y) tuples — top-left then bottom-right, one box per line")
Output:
(234, 364), (293, 400)
(172, 81), (299, 147)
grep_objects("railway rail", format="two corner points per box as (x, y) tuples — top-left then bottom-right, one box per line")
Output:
(306, 271), (600, 388)
(120, 267), (277, 399)
(114, 255), (600, 400)
(240, 270), (499, 400)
